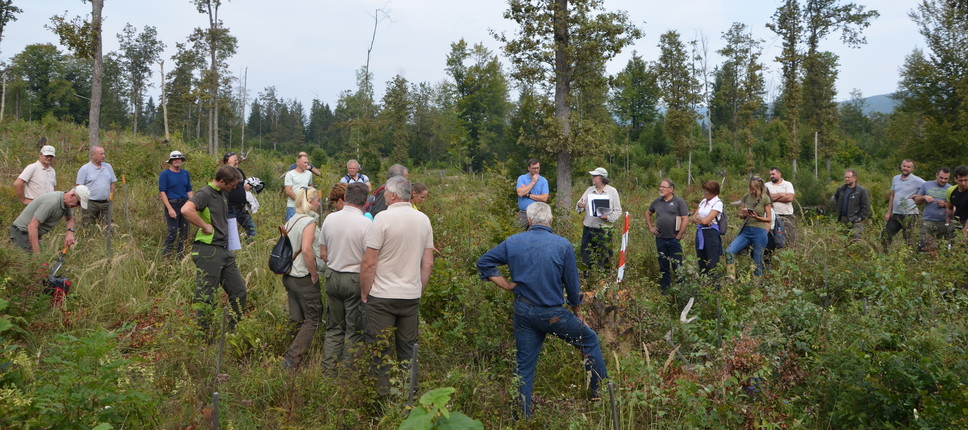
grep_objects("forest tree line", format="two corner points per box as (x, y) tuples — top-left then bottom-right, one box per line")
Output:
(0, 0), (965, 181)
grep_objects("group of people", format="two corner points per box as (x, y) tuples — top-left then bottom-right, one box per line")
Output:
(10, 142), (116, 254)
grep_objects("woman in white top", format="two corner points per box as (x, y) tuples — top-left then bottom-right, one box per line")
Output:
(281, 186), (322, 369)
(690, 180), (724, 276)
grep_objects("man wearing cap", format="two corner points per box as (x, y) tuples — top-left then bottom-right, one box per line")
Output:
(75, 145), (117, 227)
(181, 165), (247, 332)
(14, 144), (58, 205)
(223, 152), (256, 239)
(10, 186), (88, 253)
(159, 151), (194, 258)
(515, 159), (549, 230)
(576, 167), (622, 274)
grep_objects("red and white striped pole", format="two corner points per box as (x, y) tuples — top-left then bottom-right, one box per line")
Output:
(617, 211), (630, 282)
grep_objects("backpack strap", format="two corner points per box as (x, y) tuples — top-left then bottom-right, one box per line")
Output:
(281, 215), (310, 261)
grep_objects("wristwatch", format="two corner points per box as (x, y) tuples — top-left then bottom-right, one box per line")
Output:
(66, 228), (76, 232)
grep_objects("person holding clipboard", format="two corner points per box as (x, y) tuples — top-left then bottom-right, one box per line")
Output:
(576, 167), (622, 276)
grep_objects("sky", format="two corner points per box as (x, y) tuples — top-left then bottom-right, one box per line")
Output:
(2, 0), (924, 109)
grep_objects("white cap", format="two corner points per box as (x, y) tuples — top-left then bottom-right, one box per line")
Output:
(588, 167), (608, 178)
(41, 145), (56, 156)
(72, 185), (91, 209)
(168, 150), (186, 163)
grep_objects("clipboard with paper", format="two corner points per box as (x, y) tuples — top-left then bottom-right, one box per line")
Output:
(589, 195), (611, 217)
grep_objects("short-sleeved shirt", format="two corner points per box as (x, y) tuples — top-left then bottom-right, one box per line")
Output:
(320, 205), (372, 273)
(516, 174), (549, 211)
(18, 161), (57, 200)
(765, 180), (795, 215)
(648, 195), (688, 238)
(697, 196), (724, 225)
(12, 192), (71, 235)
(340, 173), (370, 185)
(284, 169), (314, 208)
(366, 202), (434, 299)
(189, 183), (229, 247)
(891, 174), (925, 215)
(743, 193), (773, 230)
(76, 162), (117, 200)
(284, 214), (319, 278)
(948, 187), (968, 224)
(159, 168), (192, 200)
(918, 181), (952, 222)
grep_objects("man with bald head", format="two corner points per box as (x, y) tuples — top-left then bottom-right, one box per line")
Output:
(75, 145), (117, 228)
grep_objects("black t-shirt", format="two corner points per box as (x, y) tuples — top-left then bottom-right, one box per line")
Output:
(226, 167), (247, 207)
(189, 183), (229, 247)
(950, 187), (968, 223)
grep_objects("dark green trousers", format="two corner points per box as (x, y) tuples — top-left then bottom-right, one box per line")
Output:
(365, 295), (420, 396)
(323, 269), (365, 372)
(191, 242), (247, 332)
(282, 274), (322, 368)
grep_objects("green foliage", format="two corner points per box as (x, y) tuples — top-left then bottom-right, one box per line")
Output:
(399, 387), (484, 430)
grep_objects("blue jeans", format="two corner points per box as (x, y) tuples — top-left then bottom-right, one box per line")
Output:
(228, 207), (256, 238)
(726, 226), (768, 276)
(655, 238), (683, 293)
(513, 300), (607, 418)
(285, 207), (296, 222)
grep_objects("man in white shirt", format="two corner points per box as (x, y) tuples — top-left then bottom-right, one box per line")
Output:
(284, 154), (314, 221)
(15, 144), (57, 205)
(765, 167), (796, 245)
(360, 176), (434, 397)
(319, 182), (372, 373)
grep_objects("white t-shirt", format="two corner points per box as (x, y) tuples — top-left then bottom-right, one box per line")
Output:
(765, 180), (795, 215)
(697, 196), (723, 225)
(284, 169), (314, 208)
(18, 161), (56, 200)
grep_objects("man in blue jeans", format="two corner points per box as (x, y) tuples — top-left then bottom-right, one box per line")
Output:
(477, 202), (607, 419)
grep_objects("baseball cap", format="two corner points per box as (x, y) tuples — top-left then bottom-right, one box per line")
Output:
(41, 145), (56, 157)
(588, 167), (608, 178)
(72, 185), (91, 209)
(168, 150), (186, 163)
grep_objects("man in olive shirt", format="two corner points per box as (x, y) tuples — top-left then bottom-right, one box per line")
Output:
(182, 165), (246, 332)
(10, 186), (89, 253)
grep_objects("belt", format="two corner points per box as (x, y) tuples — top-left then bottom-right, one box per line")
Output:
(194, 241), (227, 250)
(777, 214), (794, 217)
(89, 199), (109, 203)
(169, 198), (188, 203)
(515, 295), (562, 308)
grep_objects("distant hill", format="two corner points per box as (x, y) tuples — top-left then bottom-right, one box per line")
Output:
(838, 93), (898, 115)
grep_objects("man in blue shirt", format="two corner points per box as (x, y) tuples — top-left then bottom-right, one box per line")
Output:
(75, 145), (117, 228)
(477, 202), (607, 419)
(514, 158), (549, 230)
(159, 151), (194, 258)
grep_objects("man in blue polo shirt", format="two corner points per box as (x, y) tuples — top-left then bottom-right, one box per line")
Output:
(477, 202), (608, 419)
(159, 150), (193, 258)
(514, 158), (549, 230)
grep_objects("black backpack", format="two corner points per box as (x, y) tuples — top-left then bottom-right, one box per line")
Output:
(770, 214), (787, 248)
(716, 209), (728, 236)
(268, 216), (306, 275)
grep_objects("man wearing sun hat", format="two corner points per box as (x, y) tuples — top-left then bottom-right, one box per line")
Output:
(14, 144), (58, 206)
(576, 167), (622, 274)
(160, 151), (194, 258)
(10, 186), (89, 253)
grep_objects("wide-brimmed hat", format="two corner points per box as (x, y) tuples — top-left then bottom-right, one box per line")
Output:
(588, 167), (608, 178)
(168, 150), (186, 163)
(41, 145), (56, 157)
(72, 185), (90, 209)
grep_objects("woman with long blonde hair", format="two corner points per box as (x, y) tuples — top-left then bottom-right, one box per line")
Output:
(281, 186), (322, 369)
(724, 176), (772, 278)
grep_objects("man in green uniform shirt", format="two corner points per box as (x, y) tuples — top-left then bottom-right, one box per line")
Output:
(10, 186), (89, 253)
(181, 165), (246, 333)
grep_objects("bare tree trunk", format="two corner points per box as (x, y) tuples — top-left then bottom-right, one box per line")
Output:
(159, 60), (170, 142)
(88, 0), (104, 148)
(205, 0), (220, 155)
(553, 0), (572, 211)
(1, 72), (6, 122)
(240, 67), (247, 153)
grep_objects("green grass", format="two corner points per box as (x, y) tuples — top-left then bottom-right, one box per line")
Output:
(1, 119), (966, 428)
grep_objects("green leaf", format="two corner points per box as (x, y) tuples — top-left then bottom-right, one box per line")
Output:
(398, 406), (434, 430)
(91, 423), (114, 430)
(437, 412), (484, 430)
(0, 318), (12, 333)
(418, 387), (456, 409)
